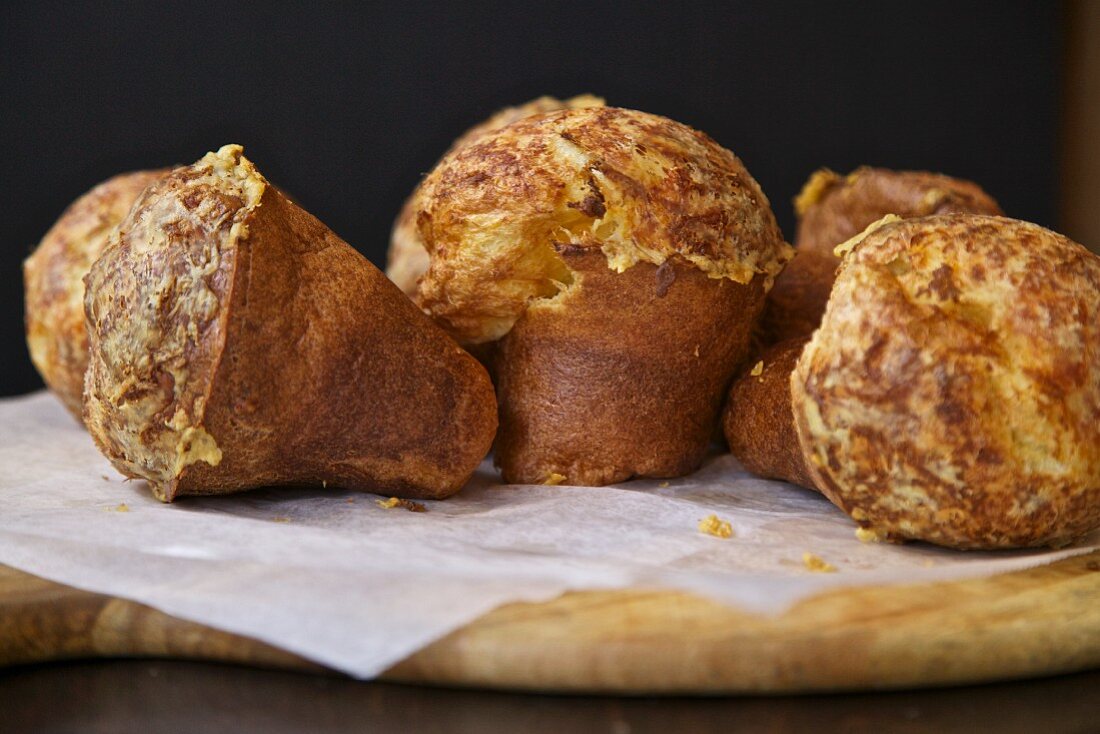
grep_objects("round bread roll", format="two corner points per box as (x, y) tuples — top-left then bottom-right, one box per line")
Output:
(386, 94), (605, 296)
(23, 169), (167, 418)
(791, 214), (1100, 549)
(415, 106), (792, 485)
(761, 167), (1002, 344)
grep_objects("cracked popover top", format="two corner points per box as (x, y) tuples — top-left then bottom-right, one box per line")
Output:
(414, 106), (792, 345)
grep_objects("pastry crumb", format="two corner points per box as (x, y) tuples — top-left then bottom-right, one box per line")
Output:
(273, 517), (291, 523)
(543, 472), (567, 486)
(802, 552), (837, 573)
(750, 360), (764, 377)
(345, 497), (355, 504)
(322, 480), (328, 489)
(693, 345), (700, 357)
(659, 481), (670, 488)
(110, 503), (130, 513)
(101, 475), (111, 481)
(855, 526), (887, 543)
(698, 514), (733, 538)
(376, 497), (427, 512)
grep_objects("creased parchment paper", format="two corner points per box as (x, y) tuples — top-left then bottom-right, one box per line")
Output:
(1, 392), (1096, 678)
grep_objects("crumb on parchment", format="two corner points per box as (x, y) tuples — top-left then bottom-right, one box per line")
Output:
(855, 526), (886, 543)
(273, 517), (291, 524)
(376, 497), (427, 512)
(802, 552), (837, 573)
(698, 514), (733, 538)
(659, 481), (670, 488)
(855, 525), (904, 544)
(110, 503), (129, 513)
(543, 472), (567, 486)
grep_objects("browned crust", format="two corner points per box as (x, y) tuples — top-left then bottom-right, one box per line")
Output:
(415, 106), (791, 346)
(791, 214), (1100, 549)
(723, 337), (816, 489)
(759, 168), (1002, 345)
(23, 169), (168, 419)
(494, 253), (764, 485)
(84, 146), (497, 501)
(756, 249), (837, 346)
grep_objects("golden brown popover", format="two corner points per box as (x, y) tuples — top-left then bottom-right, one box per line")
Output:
(83, 145), (497, 502)
(414, 106), (792, 485)
(727, 213), (1100, 549)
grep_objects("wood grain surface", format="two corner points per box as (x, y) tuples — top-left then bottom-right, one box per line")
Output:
(1, 553), (1098, 695)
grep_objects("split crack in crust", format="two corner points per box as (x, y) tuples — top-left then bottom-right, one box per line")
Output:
(386, 94), (606, 297)
(792, 214), (1100, 549)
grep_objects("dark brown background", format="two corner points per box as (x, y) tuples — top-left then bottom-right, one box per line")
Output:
(0, 1), (1081, 400)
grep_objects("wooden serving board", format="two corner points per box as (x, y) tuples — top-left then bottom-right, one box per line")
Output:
(1, 553), (1098, 694)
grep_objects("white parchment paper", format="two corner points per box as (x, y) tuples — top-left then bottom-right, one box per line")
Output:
(1, 391), (1095, 678)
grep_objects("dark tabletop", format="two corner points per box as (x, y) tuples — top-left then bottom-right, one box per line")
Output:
(0, 660), (1097, 734)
